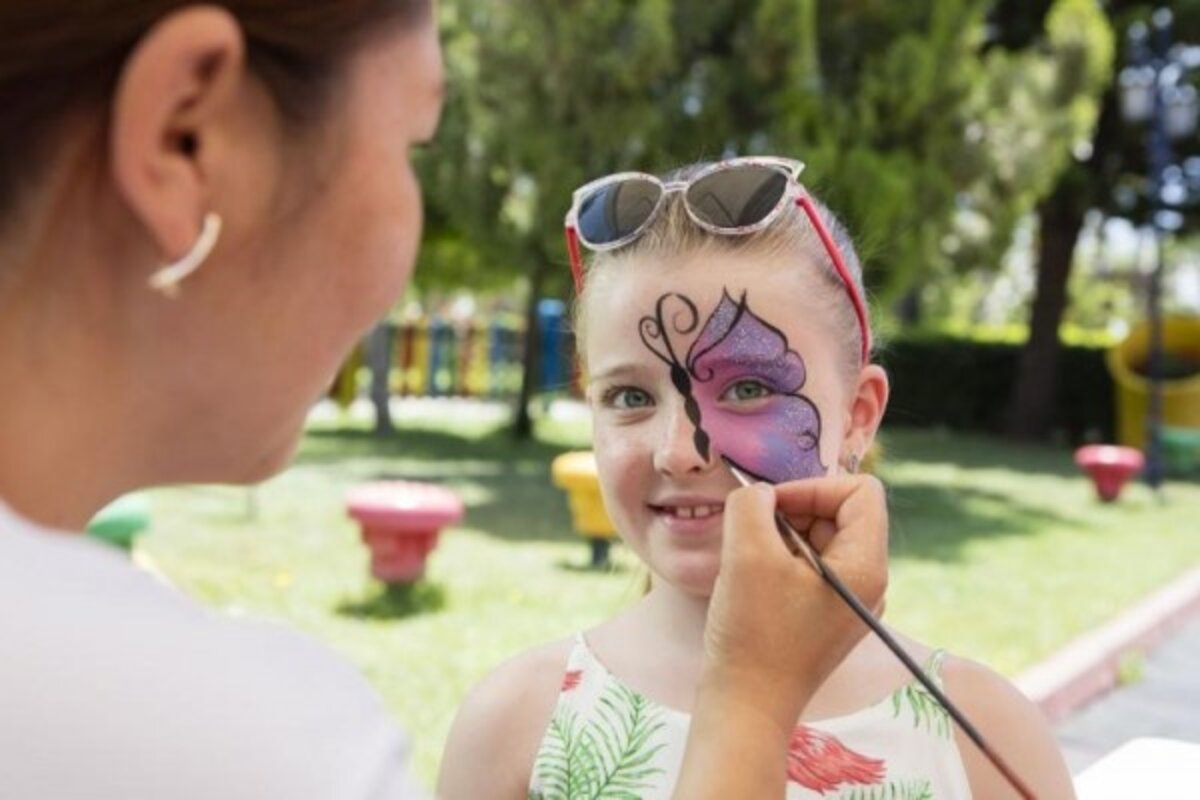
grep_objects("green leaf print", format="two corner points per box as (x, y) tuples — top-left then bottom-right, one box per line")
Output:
(533, 682), (668, 799)
(891, 681), (952, 739)
(836, 778), (935, 800)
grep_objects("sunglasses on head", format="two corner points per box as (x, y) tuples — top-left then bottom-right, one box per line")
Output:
(563, 156), (871, 364)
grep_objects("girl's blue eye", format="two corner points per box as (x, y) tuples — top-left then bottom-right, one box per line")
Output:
(722, 379), (773, 403)
(603, 386), (654, 410)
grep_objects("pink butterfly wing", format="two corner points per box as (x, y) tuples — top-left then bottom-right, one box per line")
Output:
(687, 291), (826, 484)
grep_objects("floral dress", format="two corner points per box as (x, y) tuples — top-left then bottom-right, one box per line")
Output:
(528, 635), (972, 799)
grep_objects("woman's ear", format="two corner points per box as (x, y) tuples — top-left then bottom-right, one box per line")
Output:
(109, 6), (245, 264)
(843, 364), (889, 469)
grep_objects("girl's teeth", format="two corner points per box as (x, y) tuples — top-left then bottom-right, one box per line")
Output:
(670, 505), (721, 519)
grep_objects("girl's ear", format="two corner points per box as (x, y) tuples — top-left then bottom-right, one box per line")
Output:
(842, 364), (889, 470)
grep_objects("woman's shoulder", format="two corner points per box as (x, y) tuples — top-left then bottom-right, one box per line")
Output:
(436, 636), (576, 799)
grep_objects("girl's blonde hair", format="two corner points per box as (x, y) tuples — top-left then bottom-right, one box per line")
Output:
(573, 162), (872, 381)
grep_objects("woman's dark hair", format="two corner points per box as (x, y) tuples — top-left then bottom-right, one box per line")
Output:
(0, 0), (431, 223)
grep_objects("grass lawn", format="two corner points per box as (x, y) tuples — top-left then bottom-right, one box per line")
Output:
(137, 401), (1200, 787)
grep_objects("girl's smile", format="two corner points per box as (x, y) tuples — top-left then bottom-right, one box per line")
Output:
(647, 495), (727, 535)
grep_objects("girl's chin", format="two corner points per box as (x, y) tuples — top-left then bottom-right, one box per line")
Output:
(654, 560), (721, 598)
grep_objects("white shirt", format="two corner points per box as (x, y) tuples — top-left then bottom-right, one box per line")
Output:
(0, 501), (424, 799)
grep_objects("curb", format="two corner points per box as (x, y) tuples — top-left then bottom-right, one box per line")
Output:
(1015, 566), (1200, 724)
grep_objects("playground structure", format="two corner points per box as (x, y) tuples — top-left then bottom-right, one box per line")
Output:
(86, 494), (151, 551)
(1074, 445), (1146, 502)
(330, 301), (576, 405)
(346, 481), (464, 585)
(1108, 316), (1200, 466)
(551, 451), (618, 569)
(1086, 314), (1200, 490)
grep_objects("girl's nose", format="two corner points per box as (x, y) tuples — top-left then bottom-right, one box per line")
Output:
(652, 402), (713, 477)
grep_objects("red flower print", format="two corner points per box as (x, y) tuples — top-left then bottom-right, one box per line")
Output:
(786, 724), (886, 794)
(561, 670), (583, 692)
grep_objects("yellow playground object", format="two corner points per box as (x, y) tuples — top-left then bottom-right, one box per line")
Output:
(1107, 316), (1200, 450)
(331, 345), (364, 409)
(551, 451), (617, 568)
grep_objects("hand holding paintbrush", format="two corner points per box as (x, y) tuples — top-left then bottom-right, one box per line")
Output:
(697, 470), (890, 729)
(715, 458), (1037, 800)
(681, 469), (895, 800)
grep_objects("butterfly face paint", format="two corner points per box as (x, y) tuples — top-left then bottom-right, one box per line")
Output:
(638, 289), (826, 484)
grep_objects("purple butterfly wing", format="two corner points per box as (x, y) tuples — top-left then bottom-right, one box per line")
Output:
(686, 291), (826, 484)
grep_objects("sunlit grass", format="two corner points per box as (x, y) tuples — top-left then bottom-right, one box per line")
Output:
(137, 402), (1200, 786)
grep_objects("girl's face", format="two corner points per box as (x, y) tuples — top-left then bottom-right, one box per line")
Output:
(585, 246), (856, 596)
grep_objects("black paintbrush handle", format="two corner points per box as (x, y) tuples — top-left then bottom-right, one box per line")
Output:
(771, 509), (1036, 800)
(723, 459), (1036, 799)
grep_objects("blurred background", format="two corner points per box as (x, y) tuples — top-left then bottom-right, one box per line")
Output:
(96, 0), (1199, 788)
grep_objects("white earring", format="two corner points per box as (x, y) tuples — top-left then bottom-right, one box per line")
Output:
(844, 452), (861, 474)
(147, 212), (222, 297)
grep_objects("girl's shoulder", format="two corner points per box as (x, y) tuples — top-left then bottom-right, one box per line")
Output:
(846, 633), (1072, 796)
(938, 651), (1038, 715)
(437, 636), (576, 799)
(458, 636), (577, 723)
(938, 653), (1076, 798)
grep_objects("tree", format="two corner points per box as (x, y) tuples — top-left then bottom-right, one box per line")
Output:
(424, 0), (1113, 436)
(1004, 0), (1200, 439)
(424, 0), (683, 436)
(949, 0), (1113, 284)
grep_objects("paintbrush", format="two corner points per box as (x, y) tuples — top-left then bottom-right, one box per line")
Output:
(722, 457), (1036, 800)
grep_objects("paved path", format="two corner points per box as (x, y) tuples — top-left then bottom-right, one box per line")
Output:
(1056, 615), (1200, 774)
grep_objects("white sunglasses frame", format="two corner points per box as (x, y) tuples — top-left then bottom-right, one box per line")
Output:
(566, 156), (807, 250)
(563, 156), (872, 363)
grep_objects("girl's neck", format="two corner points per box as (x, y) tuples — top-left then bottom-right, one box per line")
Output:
(586, 579), (713, 714)
(640, 579), (711, 654)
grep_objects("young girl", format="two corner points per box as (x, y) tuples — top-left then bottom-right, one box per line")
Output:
(437, 157), (1074, 799)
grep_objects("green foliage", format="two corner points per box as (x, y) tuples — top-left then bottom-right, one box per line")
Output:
(838, 781), (935, 800)
(533, 682), (667, 799)
(942, 0), (1114, 279)
(891, 682), (952, 739)
(423, 0), (1115, 305)
(880, 334), (1114, 442)
(917, 213), (1142, 340)
(423, 0), (685, 295)
(1116, 650), (1146, 686)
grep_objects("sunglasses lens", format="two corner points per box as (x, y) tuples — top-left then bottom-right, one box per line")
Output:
(686, 164), (789, 230)
(576, 177), (662, 247)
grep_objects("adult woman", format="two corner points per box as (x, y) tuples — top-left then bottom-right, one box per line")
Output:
(0, 3), (886, 797)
